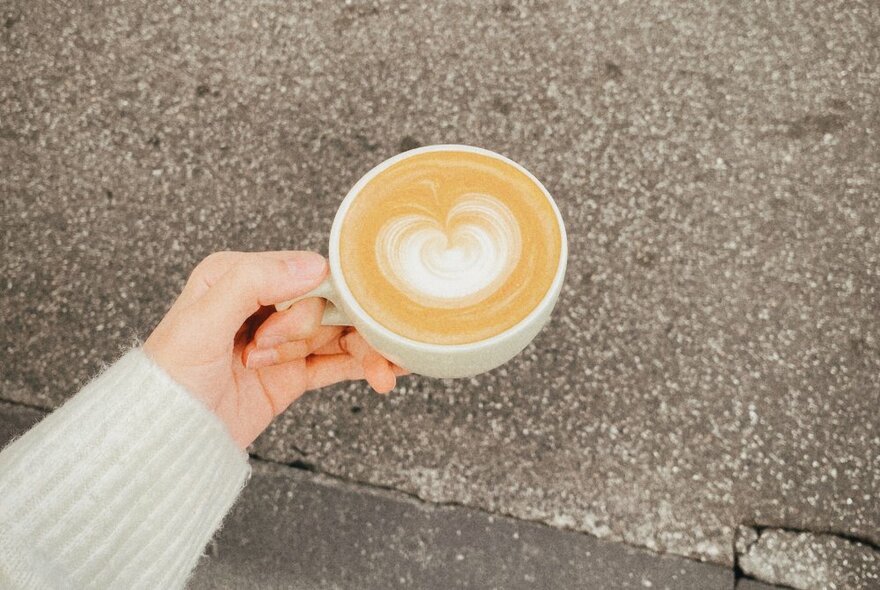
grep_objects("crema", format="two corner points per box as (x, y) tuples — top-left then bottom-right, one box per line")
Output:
(340, 150), (561, 345)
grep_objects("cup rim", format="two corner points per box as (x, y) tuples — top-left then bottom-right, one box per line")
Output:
(328, 144), (568, 352)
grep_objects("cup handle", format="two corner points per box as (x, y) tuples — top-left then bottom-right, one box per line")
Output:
(275, 277), (351, 326)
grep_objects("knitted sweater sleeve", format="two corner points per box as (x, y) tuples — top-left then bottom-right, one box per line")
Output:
(0, 349), (251, 590)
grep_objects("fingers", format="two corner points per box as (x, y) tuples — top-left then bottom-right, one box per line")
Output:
(178, 251), (309, 308)
(253, 358), (309, 415)
(253, 297), (326, 348)
(253, 353), (372, 418)
(313, 331), (409, 393)
(176, 251), (243, 307)
(276, 325), (346, 362)
(194, 251), (328, 339)
(243, 325), (344, 369)
(306, 354), (365, 390)
(332, 331), (399, 394)
(252, 328), (405, 394)
(303, 353), (407, 392)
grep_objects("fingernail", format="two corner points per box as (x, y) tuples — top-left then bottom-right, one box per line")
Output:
(256, 333), (287, 349)
(286, 253), (327, 280)
(246, 347), (278, 369)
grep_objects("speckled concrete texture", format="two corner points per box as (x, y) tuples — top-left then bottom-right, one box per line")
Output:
(735, 526), (880, 590)
(1, 0), (878, 581)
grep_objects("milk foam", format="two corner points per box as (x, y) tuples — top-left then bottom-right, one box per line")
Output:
(375, 193), (522, 308)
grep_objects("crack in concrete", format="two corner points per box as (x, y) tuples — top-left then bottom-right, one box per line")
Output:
(0, 396), (53, 414)
(746, 525), (880, 553)
(734, 524), (880, 589)
(257, 454), (880, 589)
(255, 452), (741, 581)
(2, 395), (876, 588)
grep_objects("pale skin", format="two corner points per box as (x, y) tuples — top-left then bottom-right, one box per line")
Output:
(144, 251), (406, 449)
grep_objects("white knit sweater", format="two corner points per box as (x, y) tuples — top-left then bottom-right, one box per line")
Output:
(0, 349), (251, 589)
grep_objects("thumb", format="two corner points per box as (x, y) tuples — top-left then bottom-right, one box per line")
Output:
(195, 251), (328, 338)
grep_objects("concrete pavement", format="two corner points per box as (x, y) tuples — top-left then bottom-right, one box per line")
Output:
(2, 0), (878, 587)
(0, 401), (739, 589)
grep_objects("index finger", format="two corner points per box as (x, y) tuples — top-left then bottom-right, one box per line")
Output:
(194, 252), (328, 339)
(178, 251), (312, 308)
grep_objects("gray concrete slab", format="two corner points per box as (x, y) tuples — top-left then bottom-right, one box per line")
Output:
(193, 461), (735, 590)
(1, 0), (878, 582)
(0, 401), (734, 589)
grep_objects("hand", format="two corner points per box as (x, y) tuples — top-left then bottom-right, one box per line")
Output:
(144, 251), (406, 448)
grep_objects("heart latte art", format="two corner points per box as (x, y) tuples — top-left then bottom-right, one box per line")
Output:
(340, 150), (562, 345)
(375, 194), (522, 309)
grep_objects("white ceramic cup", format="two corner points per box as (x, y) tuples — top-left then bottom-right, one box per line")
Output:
(277, 144), (567, 378)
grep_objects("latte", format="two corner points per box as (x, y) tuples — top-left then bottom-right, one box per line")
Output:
(339, 150), (562, 345)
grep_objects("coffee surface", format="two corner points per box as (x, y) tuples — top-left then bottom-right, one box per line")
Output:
(340, 150), (561, 345)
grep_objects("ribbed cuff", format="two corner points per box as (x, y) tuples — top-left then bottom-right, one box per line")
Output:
(0, 349), (251, 590)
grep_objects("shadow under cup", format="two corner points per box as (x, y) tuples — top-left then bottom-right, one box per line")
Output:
(283, 145), (568, 378)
